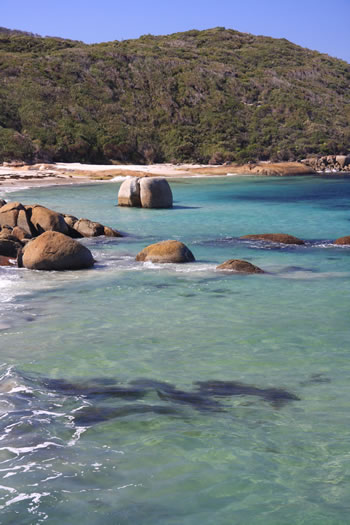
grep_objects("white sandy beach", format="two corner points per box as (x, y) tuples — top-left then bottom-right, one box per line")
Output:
(0, 162), (235, 193)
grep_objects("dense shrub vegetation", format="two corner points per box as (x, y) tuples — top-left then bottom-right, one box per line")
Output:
(0, 27), (349, 164)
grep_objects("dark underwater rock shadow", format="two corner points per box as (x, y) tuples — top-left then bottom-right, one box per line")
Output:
(31, 375), (300, 422)
(5, 370), (302, 430)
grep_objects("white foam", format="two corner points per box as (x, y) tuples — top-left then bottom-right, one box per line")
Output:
(0, 441), (64, 455)
(0, 484), (16, 493)
(140, 261), (216, 273)
(0, 491), (49, 509)
(110, 175), (129, 182)
(68, 426), (87, 447)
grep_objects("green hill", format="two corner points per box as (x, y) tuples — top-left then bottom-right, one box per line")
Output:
(0, 26), (349, 164)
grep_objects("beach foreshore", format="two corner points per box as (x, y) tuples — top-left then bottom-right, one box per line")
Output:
(0, 161), (317, 193)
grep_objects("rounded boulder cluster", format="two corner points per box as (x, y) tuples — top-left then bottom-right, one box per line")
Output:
(118, 177), (173, 208)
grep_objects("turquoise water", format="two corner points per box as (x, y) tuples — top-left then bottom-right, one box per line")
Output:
(0, 175), (350, 524)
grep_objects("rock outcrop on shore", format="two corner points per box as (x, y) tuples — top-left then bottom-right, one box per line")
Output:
(136, 240), (195, 263)
(19, 231), (95, 271)
(240, 162), (315, 177)
(302, 155), (350, 172)
(216, 259), (264, 273)
(118, 178), (173, 208)
(241, 233), (305, 245)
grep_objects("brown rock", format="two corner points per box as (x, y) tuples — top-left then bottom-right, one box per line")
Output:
(73, 218), (105, 237)
(17, 209), (32, 235)
(241, 233), (305, 245)
(216, 259), (264, 273)
(0, 202), (30, 231)
(334, 235), (350, 245)
(0, 255), (14, 266)
(12, 226), (31, 241)
(0, 230), (22, 243)
(0, 239), (21, 257)
(27, 205), (69, 235)
(21, 231), (95, 271)
(139, 177), (173, 208)
(335, 156), (348, 169)
(0, 226), (13, 239)
(118, 178), (141, 207)
(103, 226), (123, 237)
(63, 214), (78, 228)
(136, 240), (195, 263)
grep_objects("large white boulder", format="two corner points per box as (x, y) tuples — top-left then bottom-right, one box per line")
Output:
(118, 178), (141, 207)
(139, 177), (173, 208)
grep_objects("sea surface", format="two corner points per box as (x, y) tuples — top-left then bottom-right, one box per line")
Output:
(0, 175), (349, 524)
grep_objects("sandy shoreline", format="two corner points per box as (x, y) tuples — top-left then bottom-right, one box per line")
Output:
(0, 162), (239, 193)
(0, 160), (319, 194)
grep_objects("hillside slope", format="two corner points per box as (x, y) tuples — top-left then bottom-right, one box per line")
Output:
(0, 27), (349, 164)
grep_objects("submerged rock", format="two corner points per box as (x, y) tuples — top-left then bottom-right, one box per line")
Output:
(216, 259), (264, 274)
(241, 233), (305, 245)
(195, 380), (300, 407)
(20, 231), (95, 271)
(136, 240), (195, 263)
(334, 235), (350, 245)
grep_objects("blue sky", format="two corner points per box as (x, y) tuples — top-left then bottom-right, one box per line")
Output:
(2, 0), (350, 62)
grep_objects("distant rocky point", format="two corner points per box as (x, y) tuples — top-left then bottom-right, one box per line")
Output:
(301, 155), (350, 172)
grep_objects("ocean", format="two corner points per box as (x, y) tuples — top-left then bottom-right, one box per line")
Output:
(0, 175), (349, 524)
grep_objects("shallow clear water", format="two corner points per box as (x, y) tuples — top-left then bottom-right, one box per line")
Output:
(0, 176), (350, 524)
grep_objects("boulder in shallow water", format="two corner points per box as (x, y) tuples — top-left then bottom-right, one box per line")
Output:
(136, 240), (195, 263)
(216, 259), (264, 273)
(103, 225), (122, 237)
(26, 205), (69, 236)
(0, 199), (6, 208)
(139, 177), (173, 208)
(240, 233), (305, 245)
(334, 235), (350, 245)
(118, 178), (141, 207)
(73, 218), (105, 237)
(21, 231), (95, 271)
